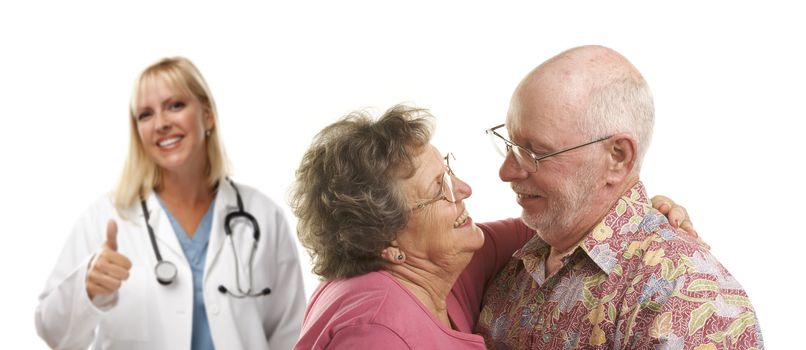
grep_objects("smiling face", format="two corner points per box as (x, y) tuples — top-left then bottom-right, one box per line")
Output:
(133, 74), (213, 177)
(395, 145), (484, 265)
(499, 64), (606, 249)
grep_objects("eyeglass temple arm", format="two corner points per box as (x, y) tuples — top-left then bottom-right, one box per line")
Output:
(535, 135), (613, 161)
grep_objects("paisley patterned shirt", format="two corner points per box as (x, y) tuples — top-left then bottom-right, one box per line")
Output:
(477, 182), (763, 349)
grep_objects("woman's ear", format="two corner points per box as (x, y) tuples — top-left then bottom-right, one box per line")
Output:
(203, 106), (215, 131)
(381, 241), (406, 264)
(604, 133), (637, 185)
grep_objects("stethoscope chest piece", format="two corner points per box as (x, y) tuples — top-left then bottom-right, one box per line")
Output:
(141, 197), (178, 286)
(155, 260), (177, 285)
(141, 179), (270, 297)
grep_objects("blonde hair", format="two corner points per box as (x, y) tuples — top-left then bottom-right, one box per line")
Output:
(114, 57), (231, 212)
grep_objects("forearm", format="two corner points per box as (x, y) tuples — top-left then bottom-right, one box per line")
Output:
(36, 256), (107, 349)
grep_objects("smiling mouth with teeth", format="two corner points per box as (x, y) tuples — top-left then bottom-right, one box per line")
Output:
(454, 210), (469, 228)
(158, 136), (182, 147)
(517, 193), (540, 199)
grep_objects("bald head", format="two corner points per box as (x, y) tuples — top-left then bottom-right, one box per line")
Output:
(509, 45), (655, 172)
(518, 45), (644, 99)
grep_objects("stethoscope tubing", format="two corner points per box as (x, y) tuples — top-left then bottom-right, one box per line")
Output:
(139, 179), (270, 296)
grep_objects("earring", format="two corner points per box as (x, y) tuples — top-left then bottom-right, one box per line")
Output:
(205, 129), (212, 137)
(396, 252), (405, 261)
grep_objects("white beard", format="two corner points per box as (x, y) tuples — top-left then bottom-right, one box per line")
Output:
(522, 162), (599, 241)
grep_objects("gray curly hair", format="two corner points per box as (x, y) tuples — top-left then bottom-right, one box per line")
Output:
(290, 105), (434, 279)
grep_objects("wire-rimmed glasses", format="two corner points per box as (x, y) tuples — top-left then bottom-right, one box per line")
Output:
(411, 153), (457, 210)
(485, 123), (612, 173)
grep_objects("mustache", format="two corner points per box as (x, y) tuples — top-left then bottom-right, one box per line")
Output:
(511, 184), (541, 196)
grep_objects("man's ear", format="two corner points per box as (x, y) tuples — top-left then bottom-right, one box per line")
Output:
(604, 133), (637, 185)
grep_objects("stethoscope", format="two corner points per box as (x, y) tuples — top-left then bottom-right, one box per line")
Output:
(139, 179), (271, 298)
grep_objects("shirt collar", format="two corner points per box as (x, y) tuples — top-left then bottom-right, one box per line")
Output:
(580, 181), (652, 275)
(514, 181), (653, 277)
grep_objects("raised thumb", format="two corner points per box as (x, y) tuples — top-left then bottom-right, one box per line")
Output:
(106, 219), (118, 251)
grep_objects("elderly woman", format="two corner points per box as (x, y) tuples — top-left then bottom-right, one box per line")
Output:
(291, 105), (692, 349)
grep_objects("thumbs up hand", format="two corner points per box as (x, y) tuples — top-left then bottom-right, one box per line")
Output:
(86, 220), (133, 299)
(105, 219), (118, 251)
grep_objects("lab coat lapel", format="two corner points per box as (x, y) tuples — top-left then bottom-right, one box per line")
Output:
(140, 193), (185, 260)
(205, 181), (237, 276)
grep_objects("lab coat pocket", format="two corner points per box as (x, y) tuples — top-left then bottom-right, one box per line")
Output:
(100, 266), (150, 341)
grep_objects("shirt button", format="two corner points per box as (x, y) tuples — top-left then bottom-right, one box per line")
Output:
(210, 303), (220, 315)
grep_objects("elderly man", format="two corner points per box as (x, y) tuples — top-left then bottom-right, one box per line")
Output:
(476, 46), (763, 349)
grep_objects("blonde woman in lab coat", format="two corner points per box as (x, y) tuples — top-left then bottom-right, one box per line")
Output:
(35, 57), (306, 349)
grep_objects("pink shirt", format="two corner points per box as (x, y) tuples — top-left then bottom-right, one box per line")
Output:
(295, 219), (533, 349)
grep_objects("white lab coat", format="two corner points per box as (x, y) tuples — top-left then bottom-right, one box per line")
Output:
(35, 182), (306, 350)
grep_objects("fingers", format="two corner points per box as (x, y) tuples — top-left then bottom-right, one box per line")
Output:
(87, 267), (124, 291)
(698, 238), (711, 251)
(106, 220), (118, 251)
(679, 220), (697, 237)
(677, 220), (710, 250)
(95, 254), (132, 280)
(650, 195), (674, 214)
(87, 279), (115, 298)
(105, 250), (133, 270)
(86, 221), (131, 299)
(86, 250), (132, 299)
(652, 195), (709, 251)
(667, 206), (689, 229)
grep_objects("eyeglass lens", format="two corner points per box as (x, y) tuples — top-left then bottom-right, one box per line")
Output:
(442, 171), (456, 203)
(510, 146), (538, 172)
(488, 131), (509, 158)
(488, 129), (538, 172)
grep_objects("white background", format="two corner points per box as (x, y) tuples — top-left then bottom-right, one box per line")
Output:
(1, 1), (802, 348)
